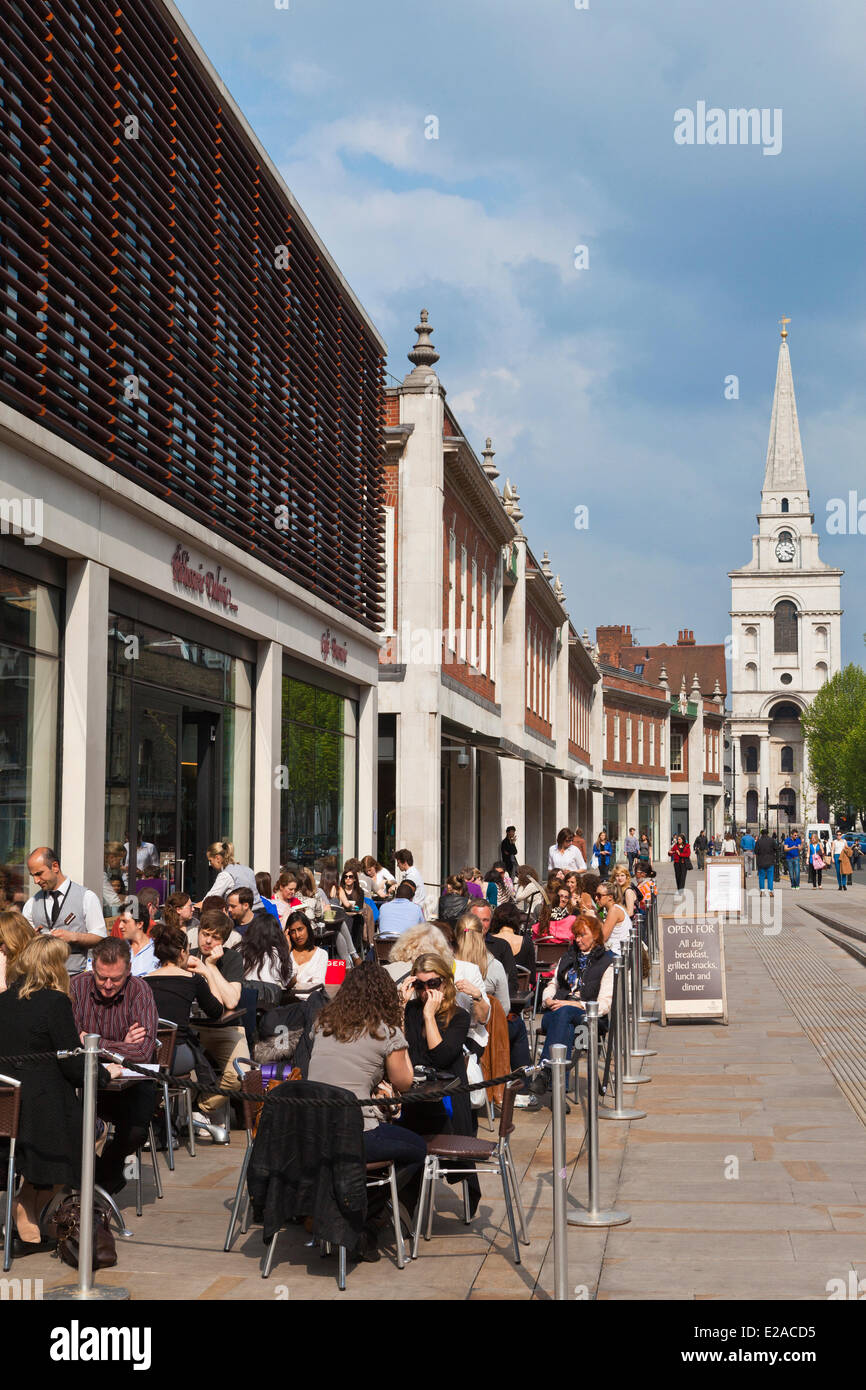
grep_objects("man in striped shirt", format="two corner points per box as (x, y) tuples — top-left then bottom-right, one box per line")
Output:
(70, 937), (159, 1194)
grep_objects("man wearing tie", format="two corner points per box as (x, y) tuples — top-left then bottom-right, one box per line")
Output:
(22, 846), (107, 974)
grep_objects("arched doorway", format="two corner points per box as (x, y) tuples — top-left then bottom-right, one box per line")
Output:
(745, 789), (758, 824)
(779, 788), (796, 822)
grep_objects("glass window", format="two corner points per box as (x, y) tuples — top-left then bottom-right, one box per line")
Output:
(670, 733), (683, 772)
(0, 569), (62, 899)
(774, 602), (798, 654)
(280, 675), (357, 868)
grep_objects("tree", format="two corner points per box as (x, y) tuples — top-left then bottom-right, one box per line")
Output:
(801, 665), (866, 820)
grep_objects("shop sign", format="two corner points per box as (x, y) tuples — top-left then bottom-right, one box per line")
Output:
(659, 916), (728, 1024)
(171, 545), (238, 615)
(321, 628), (348, 664)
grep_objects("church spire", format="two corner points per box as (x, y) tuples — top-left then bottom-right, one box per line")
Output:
(762, 323), (808, 496)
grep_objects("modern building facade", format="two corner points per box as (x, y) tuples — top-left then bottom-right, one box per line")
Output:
(378, 313), (602, 888)
(0, 0), (385, 901)
(728, 328), (843, 830)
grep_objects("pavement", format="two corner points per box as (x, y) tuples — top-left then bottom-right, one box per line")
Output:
(11, 865), (866, 1301)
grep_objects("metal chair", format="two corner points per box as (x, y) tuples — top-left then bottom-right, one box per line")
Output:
(530, 939), (569, 1044)
(412, 1078), (530, 1264)
(156, 1019), (199, 1160)
(261, 1159), (407, 1289)
(224, 1058), (268, 1251)
(133, 1122), (164, 1217)
(373, 938), (393, 963)
(0, 1074), (22, 1271)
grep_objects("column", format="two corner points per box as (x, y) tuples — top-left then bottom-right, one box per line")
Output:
(252, 641), (282, 875)
(499, 756), (525, 870)
(479, 750), (504, 871)
(396, 709), (441, 891)
(356, 683), (377, 858)
(554, 775), (570, 834)
(449, 745), (476, 873)
(61, 558), (109, 893)
(759, 734), (770, 826)
(625, 786), (640, 846)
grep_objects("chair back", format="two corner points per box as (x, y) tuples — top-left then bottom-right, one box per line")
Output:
(233, 1057), (267, 1132)
(156, 1020), (178, 1070)
(373, 939), (393, 963)
(0, 1074), (22, 1141)
(497, 1078), (522, 1141)
(535, 939), (568, 967)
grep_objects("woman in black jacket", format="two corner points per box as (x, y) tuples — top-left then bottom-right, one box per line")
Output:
(0, 935), (121, 1247)
(144, 923), (223, 1076)
(531, 916), (614, 1095)
(755, 829), (776, 896)
(437, 874), (472, 926)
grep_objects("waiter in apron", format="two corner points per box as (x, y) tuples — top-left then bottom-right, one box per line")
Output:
(23, 846), (107, 974)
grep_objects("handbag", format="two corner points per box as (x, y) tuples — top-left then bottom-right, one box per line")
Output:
(46, 1194), (117, 1271)
(464, 1047), (487, 1109)
(683, 856), (693, 871)
(811, 853), (825, 870)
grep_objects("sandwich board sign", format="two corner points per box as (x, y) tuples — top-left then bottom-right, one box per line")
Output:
(659, 916), (728, 1024)
(705, 856), (745, 916)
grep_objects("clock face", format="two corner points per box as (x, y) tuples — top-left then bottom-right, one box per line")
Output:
(775, 538), (796, 562)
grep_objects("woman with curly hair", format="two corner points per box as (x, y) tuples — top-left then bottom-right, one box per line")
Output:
(0, 908), (35, 992)
(307, 963), (427, 1258)
(382, 924), (453, 984)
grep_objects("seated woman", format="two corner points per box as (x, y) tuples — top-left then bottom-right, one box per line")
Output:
(609, 862), (638, 921)
(453, 915), (536, 1109)
(530, 915), (614, 1097)
(362, 856), (396, 900)
(382, 924), (454, 986)
(337, 866), (367, 955)
(532, 884), (577, 942)
(144, 922), (223, 1077)
(284, 911), (328, 1000)
(254, 911), (329, 1075)
(0, 909), (35, 992)
(460, 866), (486, 901)
(255, 872), (282, 923)
(307, 963), (428, 1261)
(437, 874), (471, 926)
(0, 936), (121, 1246)
(513, 864), (545, 918)
(593, 881), (631, 957)
(396, 951), (479, 1214)
(487, 902), (536, 980)
(484, 862), (515, 909)
(240, 917), (294, 1005)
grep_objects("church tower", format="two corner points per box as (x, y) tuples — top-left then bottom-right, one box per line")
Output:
(728, 323), (843, 829)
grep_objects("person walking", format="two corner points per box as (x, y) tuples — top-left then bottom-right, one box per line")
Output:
(592, 832), (612, 881)
(195, 840), (263, 912)
(668, 834), (690, 892)
(807, 832), (825, 890)
(739, 830), (756, 877)
(755, 829), (776, 897)
(832, 831), (853, 891)
(693, 830), (707, 871)
(623, 828), (640, 876)
(499, 827), (519, 881)
(22, 846), (107, 976)
(783, 829), (803, 890)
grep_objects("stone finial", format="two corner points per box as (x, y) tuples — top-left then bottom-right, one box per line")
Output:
(553, 575), (565, 603)
(679, 672), (687, 692)
(582, 627), (590, 645)
(541, 551), (553, 580)
(713, 677), (724, 708)
(502, 479), (515, 516)
(659, 662), (669, 689)
(690, 670), (701, 698)
(510, 483), (524, 526)
(481, 437), (499, 482)
(407, 309), (439, 370)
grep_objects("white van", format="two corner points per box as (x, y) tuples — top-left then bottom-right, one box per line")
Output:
(805, 822), (832, 844)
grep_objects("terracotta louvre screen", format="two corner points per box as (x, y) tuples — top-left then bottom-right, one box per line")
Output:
(0, 0), (385, 628)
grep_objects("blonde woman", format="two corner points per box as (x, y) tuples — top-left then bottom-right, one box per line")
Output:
(455, 913), (536, 1109)
(609, 862), (638, 921)
(0, 908), (35, 991)
(194, 840), (262, 911)
(0, 936), (121, 1245)
(383, 924), (453, 984)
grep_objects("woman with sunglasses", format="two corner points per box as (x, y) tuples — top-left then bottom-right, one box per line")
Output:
(593, 881), (631, 956)
(533, 884), (577, 942)
(397, 951), (480, 1214)
(609, 862), (638, 921)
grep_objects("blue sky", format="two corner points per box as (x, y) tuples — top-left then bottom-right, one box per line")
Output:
(177, 0), (866, 669)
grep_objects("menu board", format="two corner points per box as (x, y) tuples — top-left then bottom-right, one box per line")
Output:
(705, 857), (745, 915)
(659, 916), (728, 1024)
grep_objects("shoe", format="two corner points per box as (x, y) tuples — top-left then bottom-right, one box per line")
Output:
(192, 1110), (229, 1144)
(356, 1229), (381, 1263)
(8, 1234), (58, 1258)
(514, 1093), (541, 1111)
(528, 1072), (548, 1096)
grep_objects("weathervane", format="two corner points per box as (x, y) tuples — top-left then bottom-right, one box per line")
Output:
(779, 315), (791, 340)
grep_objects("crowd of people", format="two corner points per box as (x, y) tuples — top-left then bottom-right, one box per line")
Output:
(675, 826), (860, 894)
(0, 825), (665, 1264)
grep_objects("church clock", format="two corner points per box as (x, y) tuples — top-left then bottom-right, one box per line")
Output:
(775, 533), (796, 562)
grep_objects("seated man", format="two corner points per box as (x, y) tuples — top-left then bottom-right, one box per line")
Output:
(187, 909), (246, 1135)
(225, 886), (271, 940)
(70, 937), (159, 1194)
(377, 881), (424, 939)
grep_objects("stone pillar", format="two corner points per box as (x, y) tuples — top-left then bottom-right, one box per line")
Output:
(759, 734), (770, 827)
(480, 751), (505, 870)
(590, 786), (603, 849)
(61, 559), (109, 893)
(554, 776), (569, 836)
(625, 787), (640, 848)
(448, 745), (476, 874)
(356, 683), (377, 859)
(524, 766), (543, 871)
(253, 640), (283, 876)
(396, 709), (441, 890)
(499, 756), (525, 870)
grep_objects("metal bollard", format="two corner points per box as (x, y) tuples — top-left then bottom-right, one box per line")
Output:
(549, 1044), (569, 1300)
(620, 936), (651, 1085)
(45, 1035), (130, 1302)
(631, 928), (657, 1049)
(599, 959), (646, 1121)
(568, 1003), (630, 1228)
(644, 896), (660, 991)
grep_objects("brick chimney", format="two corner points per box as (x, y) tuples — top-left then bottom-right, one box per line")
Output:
(596, 624), (632, 667)
(677, 628), (696, 646)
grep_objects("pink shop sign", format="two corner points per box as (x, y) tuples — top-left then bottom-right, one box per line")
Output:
(171, 544), (238, 615)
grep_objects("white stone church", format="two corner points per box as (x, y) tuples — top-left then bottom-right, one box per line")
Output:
(728, 327), (843, 829)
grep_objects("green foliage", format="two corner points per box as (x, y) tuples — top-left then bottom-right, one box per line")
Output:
(801, 665), (866, 818)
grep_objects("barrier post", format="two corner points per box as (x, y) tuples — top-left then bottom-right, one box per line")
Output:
(599, 959), (645, 1122)
(549, 1044), (569, 1301)
(620, 935), (652, 1086)
(568, 1003), (630, 1228)
(631, 927), (657, 1048)
(644, 896), (660, 991)
(45, 1035), (130, 1302)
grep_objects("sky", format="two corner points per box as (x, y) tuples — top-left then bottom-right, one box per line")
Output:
(176, 0), (866, 670)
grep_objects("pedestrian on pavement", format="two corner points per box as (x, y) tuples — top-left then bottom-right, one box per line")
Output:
(592, 831), (613, 881)
(722, 832), (737, 856)
(755, 829), (776, 896)
(739, 830), (756, 876)
(500, 826), (519, 880)
(833, 831), (853, 891)
(783, 829), (803, 889)
(693, 830), (707, 870)
(668, 834), (691, 892)
(807, 832), (825, 890)
(638, 832), (652, 865)
(623, 827), (640, 875)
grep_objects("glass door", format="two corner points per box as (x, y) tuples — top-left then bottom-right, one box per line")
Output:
(180, 709), (220, 902)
